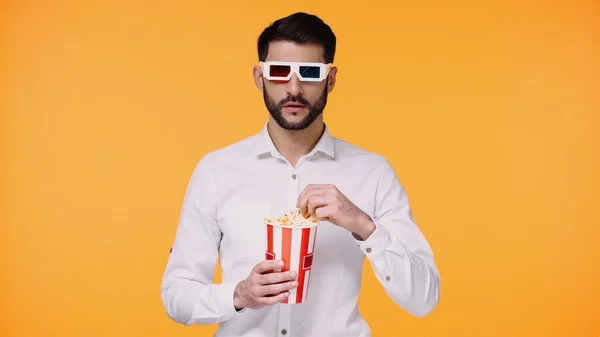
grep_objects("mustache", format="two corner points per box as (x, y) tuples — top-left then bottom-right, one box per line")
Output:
(277, 95), (311, 107)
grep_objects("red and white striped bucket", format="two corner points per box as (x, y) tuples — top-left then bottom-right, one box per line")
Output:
(265, 220), (319, 304)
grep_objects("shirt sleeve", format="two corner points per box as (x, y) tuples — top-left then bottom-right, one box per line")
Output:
(160, 155), (244, 326)
(355, 158), (441, 318)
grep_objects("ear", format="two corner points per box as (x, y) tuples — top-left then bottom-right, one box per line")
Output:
(253, 65), (264, 92)
(326, 66), (337, 93)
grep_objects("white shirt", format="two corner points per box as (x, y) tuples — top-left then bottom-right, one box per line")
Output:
(161, 122), (441, 337)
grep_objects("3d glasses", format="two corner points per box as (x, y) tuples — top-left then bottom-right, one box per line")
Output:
(260, 61), (332, 82)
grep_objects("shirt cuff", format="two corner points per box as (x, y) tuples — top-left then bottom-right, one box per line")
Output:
(217, 280), (247, 319)
(356, 219), (389, 260)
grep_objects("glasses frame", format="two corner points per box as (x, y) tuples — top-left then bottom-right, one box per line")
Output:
(259, 61), (332, 82)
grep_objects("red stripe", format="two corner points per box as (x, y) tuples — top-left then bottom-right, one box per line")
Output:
(281, 228), (292, 303)
(295, 227), (311, 302)
(265, 225), (274, 273)
(267, 225), (273, 255)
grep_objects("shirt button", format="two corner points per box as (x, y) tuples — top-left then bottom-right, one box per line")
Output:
(292, 174), (297, 180)
(366, 248), (372, 253)
(386, 276), (391, 281)
(281, 329), (287, 335)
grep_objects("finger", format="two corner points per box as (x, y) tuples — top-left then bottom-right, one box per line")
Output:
(302, 184), (337, 192)
(259, 270), (297, 285)
(314, 205), (333, 221)
(259, 291), (290, 305)
(296, 188), (317, 210)
(253, 259), (284, 275)
(306, 195), (333, 217)
(259, 280), (299, 297)
(297, 188), (330, 215)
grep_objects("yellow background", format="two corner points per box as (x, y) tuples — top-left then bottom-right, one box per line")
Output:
(2, 1), (599, 336)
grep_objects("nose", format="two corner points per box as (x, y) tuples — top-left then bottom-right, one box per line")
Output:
(285, 73), (303, 97)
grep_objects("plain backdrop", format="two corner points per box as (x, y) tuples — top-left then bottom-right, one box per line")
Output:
(1, 1), (599, 336)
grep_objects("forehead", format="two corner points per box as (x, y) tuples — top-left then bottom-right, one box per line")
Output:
(265, 40), (325, 63)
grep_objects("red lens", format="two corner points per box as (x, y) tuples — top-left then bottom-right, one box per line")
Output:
(269, 65), (291, 78)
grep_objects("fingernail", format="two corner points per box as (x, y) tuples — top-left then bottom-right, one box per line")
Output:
(278, 261), (284, 267)
(292, 281), (298, 287)
(290, 271), (297, 278)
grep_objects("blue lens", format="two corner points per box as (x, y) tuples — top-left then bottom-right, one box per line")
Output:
(299, 66), (321, 78)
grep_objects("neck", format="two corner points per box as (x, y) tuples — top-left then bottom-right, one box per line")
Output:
(267, 118), (325, 167)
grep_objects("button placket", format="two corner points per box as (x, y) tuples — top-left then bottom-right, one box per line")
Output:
(277, 166), (301, 336)
(292, 168), (300, 196)
(278, 304), (291, 337)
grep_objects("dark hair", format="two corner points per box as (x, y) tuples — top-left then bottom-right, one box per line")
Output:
(257, 12), (336, 63)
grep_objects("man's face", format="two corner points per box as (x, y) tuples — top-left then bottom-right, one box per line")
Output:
(254, 41), (337, 130)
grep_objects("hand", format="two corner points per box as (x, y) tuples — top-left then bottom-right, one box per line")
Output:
(296, 184), (376, 240)
(233, 260), (298, 311)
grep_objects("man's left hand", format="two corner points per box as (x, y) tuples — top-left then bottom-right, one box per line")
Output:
(296, 184), (375, 241)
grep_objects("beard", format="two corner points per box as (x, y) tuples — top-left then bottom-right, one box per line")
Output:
(263, 82), (329, 131)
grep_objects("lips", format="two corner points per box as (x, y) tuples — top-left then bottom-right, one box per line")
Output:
(283, 103), (305, 108)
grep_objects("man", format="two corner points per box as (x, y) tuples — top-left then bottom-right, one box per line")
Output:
(161, 12), (440, 337)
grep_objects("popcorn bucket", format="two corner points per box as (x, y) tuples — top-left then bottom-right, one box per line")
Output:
(265, 212), (319, 304)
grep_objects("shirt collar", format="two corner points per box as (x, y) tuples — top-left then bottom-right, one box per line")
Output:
(253, 121), (335, 159)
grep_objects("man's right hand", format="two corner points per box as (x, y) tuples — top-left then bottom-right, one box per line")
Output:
(233, 260), (298, 311)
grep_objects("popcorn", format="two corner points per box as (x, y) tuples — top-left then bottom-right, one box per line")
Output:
(264, 209), (319, 227)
